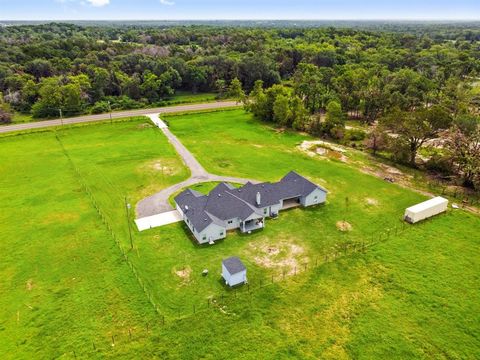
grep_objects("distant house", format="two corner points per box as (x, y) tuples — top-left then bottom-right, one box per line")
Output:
(222, 257), (247, 287)
(174, 171), (328, 243)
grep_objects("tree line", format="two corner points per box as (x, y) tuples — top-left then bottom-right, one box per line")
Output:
(0, 22), (479, 188)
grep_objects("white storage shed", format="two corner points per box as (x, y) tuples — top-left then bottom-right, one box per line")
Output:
(404, 196), (448, 224)
(222, 257), (247, 287)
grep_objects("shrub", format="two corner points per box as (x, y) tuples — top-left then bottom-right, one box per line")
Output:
(90, 101), (110, 114)
(425, 154), (454, 176)
(344, 128), (366, 141)
(0, 107), (12, 124)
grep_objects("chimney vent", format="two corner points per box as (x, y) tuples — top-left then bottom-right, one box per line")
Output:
(256, 192), (261, 206)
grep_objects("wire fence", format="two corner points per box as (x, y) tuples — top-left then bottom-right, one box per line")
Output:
(54, 130), (164, 318)
(53, 127), (430, 356)
(427, 178), (480, 207)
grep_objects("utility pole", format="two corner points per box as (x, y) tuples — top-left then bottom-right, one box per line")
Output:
(125, 197), (133, 249)
(59, 108), (63, 126)
(108, 101), (112, 124)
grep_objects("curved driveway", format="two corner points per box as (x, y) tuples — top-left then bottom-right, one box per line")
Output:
(136, 114), (259, 218)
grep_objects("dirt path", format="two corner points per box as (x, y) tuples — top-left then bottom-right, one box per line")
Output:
(136, 114), (260, 218)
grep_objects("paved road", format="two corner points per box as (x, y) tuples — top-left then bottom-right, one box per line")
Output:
(0, 101), (240, 134)
(136, 114), (259, 219)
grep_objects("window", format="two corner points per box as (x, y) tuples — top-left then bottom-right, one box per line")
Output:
(202, 236), (207, 241)
(264, 208), (268, 214)
(220, 232), (224, 236)
(228, 220), (233, 224)
(314, 196), (318, 200)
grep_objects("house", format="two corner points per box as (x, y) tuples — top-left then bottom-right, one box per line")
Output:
(404, 196), (448, 224)
(174, 171), (328, 243)
(222, 257), (247, 287)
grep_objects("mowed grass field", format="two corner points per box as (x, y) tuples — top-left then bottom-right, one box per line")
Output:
(0, 111), (479, 358)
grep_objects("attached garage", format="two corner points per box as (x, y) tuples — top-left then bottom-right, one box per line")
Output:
(281, 197), (301, 210)
(404, 196), (448, 224)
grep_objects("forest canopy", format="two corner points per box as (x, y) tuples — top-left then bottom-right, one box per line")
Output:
(0, 22), (479, 188)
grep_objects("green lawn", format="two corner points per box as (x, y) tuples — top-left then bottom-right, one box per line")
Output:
(167, 90), (218, 104)
(0, 121), (182, 358)
(0, 110), (479, 358)
(11, 112), (34, 124)
(3, 92), (218, 126)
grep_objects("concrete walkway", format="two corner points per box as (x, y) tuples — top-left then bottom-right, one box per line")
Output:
(135, 210), (183, 231)
(135, 114), (260, 226)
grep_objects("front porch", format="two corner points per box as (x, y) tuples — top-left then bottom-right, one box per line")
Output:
(240, 217), (265, 233)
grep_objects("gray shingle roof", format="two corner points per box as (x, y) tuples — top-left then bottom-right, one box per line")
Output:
(204, 183), (258, 221)
(222, 256), (246, 274)
(174, 172), (327, 233)
(175, 189), (214, 232)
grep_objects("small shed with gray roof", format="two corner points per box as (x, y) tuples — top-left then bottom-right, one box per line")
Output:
(222, 256), (247, 287)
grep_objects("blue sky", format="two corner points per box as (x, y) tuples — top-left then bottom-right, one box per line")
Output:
(1, 0), (479, 20)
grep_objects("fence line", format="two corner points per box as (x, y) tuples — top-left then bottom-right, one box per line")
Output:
(53, 130), (163, 320)
(52, 128), (423, 354)
(177, 217), (415, 320)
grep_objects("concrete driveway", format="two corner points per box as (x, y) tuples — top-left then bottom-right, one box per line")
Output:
(135, 113), (260, 226)
(135, 210), (183, 231)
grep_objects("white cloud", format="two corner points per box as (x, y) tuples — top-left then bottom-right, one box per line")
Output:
(86, 0), (110, 6)
(160, 0), (175, 5)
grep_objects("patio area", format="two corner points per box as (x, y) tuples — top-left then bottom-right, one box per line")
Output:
(241, 218), (265, 233)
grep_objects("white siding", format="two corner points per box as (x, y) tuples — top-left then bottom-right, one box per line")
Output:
(175, 202), (184, 217)
(301, 188), (327, 207)
(225, 217), (240, 230)
(404, 197), (448, 224)
(222, 265), (247, 286)
(196, 223), (226, 244)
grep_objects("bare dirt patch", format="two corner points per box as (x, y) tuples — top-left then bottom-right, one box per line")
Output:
(298, 140), (348, 163)
(365, 197), (379, 206)
(248, 238), (307, 275)
(137, 123), (154, 129)
(174, 266), (192, 285)
(26, 279), (34, 291)
(359, 162), (416, 190)
(336, 221), (352, 232)
(140, 159), (180, 176)
(253, 144), (264, 148)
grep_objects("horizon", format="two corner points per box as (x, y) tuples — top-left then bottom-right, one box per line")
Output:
(1, 0), (479, 21)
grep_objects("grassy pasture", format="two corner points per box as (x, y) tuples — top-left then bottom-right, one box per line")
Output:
(0, 111), (479, 358)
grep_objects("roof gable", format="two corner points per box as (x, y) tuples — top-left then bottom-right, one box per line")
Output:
(222, 256), (246, 274)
